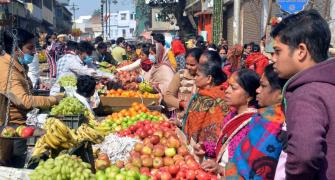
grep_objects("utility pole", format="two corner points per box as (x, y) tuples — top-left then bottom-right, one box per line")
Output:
(101, 0), (105, 38)
(105, 0), (108, 40)
(69, 3), (79, 29)
(233, 0), (241, 45)
(108, 0), (111, 38)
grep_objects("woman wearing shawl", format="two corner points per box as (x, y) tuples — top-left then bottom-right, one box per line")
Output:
(142, 43), (175, 95)
(182, 58), (229, 144)
(198, 65), (286, 179)
(171, 39), (187, 71)
(223, 45), (244, 77)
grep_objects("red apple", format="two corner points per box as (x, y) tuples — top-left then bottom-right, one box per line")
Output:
(95, 159), (109, 170)
(139, 130), (148, 139)
(115, 160), (124, 168)
(176, 170), (186, 179)
(167, 136), (180, 148)
(161, 171), (172, 180)
(131, 157), (142, 168)
(140, 167), (150, 174)
(163, 157), (174, 166)
(141, 157), (153, 167)
(141, 154), (150, 160)
(168, 164), (180, 176)
(153, 145), (165, 157)
(177, 146), (189, 156)
(184, 155), (194, 161)
(196, 171), (211, 180)
(163, 131), (174, 138)
(153, 130), (163, 138)
(149, 135), (160, 145)
(151, 169), (160, 176)
(160, 137), (168, 145)
(173, 154), (184, 162)
(143, 138), (151, 145)
(134, 142), (144, 152)
(97, 153), (110, 167)
(130, 151), (141, 159)
(153, 157), (164, 168)
(141, 146), (152, 155)
(186, 170), (196, 180)
(186, 159), (200, 170)
(165, 148), (176, 157)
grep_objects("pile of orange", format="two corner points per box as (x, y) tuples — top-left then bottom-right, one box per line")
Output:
(107, 102), (152, 119)
(105, 89), (159, 98)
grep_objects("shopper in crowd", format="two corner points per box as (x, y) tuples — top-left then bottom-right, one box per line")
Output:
(271, 9), (335, 180)
(112, 37), (127, 63)
(0, 28), (62, 124)
(92, 42), (117, 65)
(218, 38), (228, 47)
(50, 41), (96, 95)
(45, 33), (60, 79)
(142, 42), (175, 95)
(245, 44), (269, 76)
(152, 33), (177, 71)
(218, 45), (228, 66)
(196, 65), (285, 179)
(171, 38), (187, 71)
(126, 43), (137, 61)
(207, 43), (218, 52)
(223, 45), (244, 77)
(182, 59), (229, 144)
(164, 48), (203, 126)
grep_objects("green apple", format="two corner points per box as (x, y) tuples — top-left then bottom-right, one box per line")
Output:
(115, 173), (126, 180)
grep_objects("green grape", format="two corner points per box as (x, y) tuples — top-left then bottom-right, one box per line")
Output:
(50, 97), (87, 116)
(59, 75), (77, 87)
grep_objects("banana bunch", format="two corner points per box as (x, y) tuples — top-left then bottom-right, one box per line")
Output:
(139, 81), (154, 93)
(76, 124), (104, 144)
(32, 118), (77, 156)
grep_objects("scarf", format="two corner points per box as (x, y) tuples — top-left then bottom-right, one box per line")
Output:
(225, 104), (285, 180)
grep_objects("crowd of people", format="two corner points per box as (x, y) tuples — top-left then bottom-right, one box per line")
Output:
(1, 9), (335, 179)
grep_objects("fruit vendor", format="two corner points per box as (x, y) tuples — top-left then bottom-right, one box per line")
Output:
(0, 28), (62, 167)
(50, 41), (97, 95)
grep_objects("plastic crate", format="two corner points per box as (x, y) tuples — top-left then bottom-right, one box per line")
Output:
(26, 136), (41, 146)
(32, 89), (50, 96)
(48, 114), (87, 129)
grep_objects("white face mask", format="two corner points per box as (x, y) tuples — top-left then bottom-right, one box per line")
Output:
(148, 54), (157, 64)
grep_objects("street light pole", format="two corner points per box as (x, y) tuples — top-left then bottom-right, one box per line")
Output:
(233, 0), (241, 45)
(101, 0), (105, 38)
(70, 3), (79, 29)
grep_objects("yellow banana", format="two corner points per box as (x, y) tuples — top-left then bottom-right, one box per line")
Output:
(60, 142), (72, 149)
(44, 132), (60, 149)
(50, 124), (68, 142)
(53, 119), (70, 136)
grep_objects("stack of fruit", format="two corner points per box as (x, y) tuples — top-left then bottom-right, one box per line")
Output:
(115, 121), (217, 179)
(29, 154), (95, 180)
(0, 126), (35, 138)
(139, 81), (154, 93)
(50, 97), (86, 116)
(98, 61), (116, 73)
(94, 103), (165, 134)
(32, 118), (104, 157)
(104, 89), (159, 98)
(115, 71), (139, 90)
(58, 75), (77, 87)
(96, 165), (151, 180)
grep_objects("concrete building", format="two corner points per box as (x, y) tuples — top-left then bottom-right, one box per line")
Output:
(107, 10), (136, 40)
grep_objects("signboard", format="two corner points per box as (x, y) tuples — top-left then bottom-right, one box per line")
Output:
(277, 0), (309, 14)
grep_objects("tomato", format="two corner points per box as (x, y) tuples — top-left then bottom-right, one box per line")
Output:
(196, 171), (211, 180)
(129, 125), (137, 132)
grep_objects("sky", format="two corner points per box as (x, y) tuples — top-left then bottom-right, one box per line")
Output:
(69, 0), (135, 18)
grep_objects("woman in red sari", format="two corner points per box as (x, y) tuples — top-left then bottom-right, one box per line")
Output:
(182, 57), (229, 144)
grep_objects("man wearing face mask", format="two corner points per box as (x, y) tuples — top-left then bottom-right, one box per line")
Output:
(0, 29), (62, 124)
(50, 41), (97, 95)
(0, 29), (62, 167)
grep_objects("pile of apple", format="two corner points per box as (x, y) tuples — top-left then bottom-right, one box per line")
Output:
(1, 126), (35, 138)
(117, 120), (174, 138)
(117, 121), (217, 179)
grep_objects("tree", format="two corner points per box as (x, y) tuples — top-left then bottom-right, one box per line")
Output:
(146, 0), (195, 36)
(92, 9), (101, 17)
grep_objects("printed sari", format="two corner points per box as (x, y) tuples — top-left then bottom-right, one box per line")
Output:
(182, 85), (229, 144)
(224, 104), (285, 180)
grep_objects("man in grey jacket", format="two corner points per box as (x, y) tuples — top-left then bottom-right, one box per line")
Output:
(271, 9), (335, 179)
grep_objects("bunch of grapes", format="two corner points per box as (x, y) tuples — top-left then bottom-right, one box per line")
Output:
(29, 154), (95, 180)
(203, 141), (217, 158)
(50, 97), (86, 116)
(59, 75), (77, 87)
